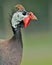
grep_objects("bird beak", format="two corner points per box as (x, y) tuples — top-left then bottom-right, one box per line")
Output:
(29, 12), (38, 20)
(23, 12), (37, 28)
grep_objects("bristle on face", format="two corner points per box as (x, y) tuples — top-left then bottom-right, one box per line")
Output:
(15, 4), (25, 11)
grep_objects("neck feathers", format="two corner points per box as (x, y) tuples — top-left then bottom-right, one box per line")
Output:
(9, 26), (23, 48)
(12, 26), (22, 39)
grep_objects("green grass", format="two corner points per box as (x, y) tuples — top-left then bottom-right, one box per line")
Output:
(22, 59), (52, 65)
(21, 31), (52, 65)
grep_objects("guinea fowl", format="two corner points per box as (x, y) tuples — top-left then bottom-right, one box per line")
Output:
(0, 4), (37, 65)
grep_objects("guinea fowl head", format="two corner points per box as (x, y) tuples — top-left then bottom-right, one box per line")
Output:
(11, 4), (37, 29)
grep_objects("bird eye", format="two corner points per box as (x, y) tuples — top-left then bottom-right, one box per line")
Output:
(22, 11), (27, 16)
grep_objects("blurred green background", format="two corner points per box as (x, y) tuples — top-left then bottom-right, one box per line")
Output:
(0, 0), (52, 65)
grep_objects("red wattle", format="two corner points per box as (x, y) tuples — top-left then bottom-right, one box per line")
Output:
(23, 16), (31, 28)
